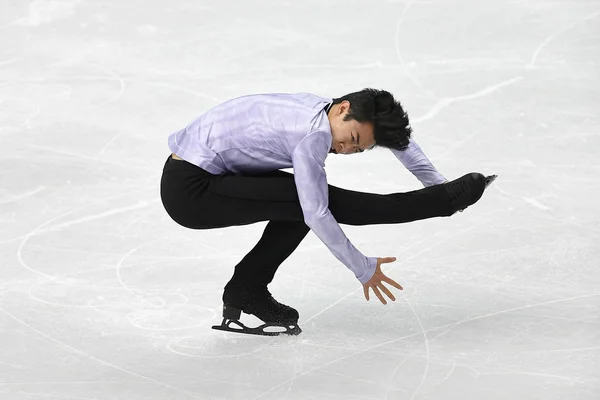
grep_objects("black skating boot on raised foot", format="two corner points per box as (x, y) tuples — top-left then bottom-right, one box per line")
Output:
(212, 286), (301, 336)
(444, 172), (496, 214)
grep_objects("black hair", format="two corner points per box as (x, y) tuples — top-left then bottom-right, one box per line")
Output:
(331, 88), (412, 150)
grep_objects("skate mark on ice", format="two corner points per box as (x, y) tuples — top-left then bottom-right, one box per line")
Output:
(288, 292), (600, 392)
(97, 130), (124, 157)
(276, 61), (384, 70)
(540, 213), (600, 236)
(422, 291), (600, 344)
(443, 345), (600, 356)
(412, 77), (523, 124)
(166, 335), (291, 359)
(77, 62), (126, 105)
(294, 276), (345, 292)
(73, 252), (236, 276)
(145, 81), (223, 104)
(0, 306), (205, 400)
(301, 339), (424, 360)
(0, 57), (21, 69)
(0, 186), (45, 204)
(22, 142), (156, 172)
(97, 63), (126, 104)
(406, 243), (536, 266)
(430, 324), (457, 343)
(15, 186), (155, 279)
(13, 390), (99, 400)
(113, 241), (217, 331)
(527, 11), (600, 69)
(50, 59), (126, 103)
(10, 0), (80, 27)
(117, 215), (143, 236)
(0, 97), (41, 133)
(114, 239), (174, 307)
(0, 380), (142, 385)
(302, 289), (597, 396)
(281, 349), (301, 400)
(510, 311), (600, 326)
(15, 392), (95, 400)
(522, 197), (551, 211)
(249, 344), (398, 400)
(24, 283), (120, 309)
(431, 358), (589, 384)
(45, 200), (154, 233)
(0, 359), (24, 369)
(385, 350), (416, 398)
(434, 361), (456, 386)
(320, 369), (410, 394)
(394, 0), (437, 99)
(381, 344), (427, 398)
(385, 292), (430, 400)
(250, 291), (599, 400)
(476, 370), (588, 384)
(493, 185), (552, 212)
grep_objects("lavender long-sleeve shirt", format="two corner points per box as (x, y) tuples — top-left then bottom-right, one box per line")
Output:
(168, 93), (445, 284)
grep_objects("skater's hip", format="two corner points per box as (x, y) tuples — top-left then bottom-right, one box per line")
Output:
(163, 154), (214, 175)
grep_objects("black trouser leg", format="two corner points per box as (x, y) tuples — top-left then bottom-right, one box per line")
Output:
(160, 156), (453, 290)
(224, 220), (310, 293)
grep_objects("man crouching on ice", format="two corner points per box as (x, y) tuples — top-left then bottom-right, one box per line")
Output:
(160, 88), (496, 336)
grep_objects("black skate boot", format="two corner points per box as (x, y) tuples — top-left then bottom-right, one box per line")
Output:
(212, 286), (301, 336)
(444, 172), (495, 214)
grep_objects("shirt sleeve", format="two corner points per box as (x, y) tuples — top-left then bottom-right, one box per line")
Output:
(390, 138), (447, 187)
(291, 131), (378, 284)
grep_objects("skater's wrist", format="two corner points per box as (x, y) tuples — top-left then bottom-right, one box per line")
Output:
(356, 257), (378, 284)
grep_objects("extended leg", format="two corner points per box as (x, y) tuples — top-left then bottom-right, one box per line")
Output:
(161, 155), (487, 230)
(162, 167), (453, 230)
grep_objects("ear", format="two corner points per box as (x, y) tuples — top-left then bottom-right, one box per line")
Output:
(339, 100), (351, 115)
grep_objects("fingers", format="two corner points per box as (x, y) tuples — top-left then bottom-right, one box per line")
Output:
(364, 282), (403, 305)
(372, 286), (386, 305)
(379, 283), (396, 302)
(382, 276), (403, 291)
(380, 257), (396, 264)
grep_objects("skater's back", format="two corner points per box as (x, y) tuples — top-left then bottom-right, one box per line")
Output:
(168, 93), (332, 175)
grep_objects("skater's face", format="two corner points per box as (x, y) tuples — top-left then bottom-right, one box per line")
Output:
(328, 100), (375, 155)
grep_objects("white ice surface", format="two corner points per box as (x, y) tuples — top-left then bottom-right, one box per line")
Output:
(1, 1), (599, 399)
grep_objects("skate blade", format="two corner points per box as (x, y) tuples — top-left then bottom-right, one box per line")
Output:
(212, 318), (302, 336)
(485, 174), (498, 188)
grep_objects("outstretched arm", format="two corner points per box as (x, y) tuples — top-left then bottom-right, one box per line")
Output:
(292, 131), (402, 303)
(292, 131), (377, 284)
(389, 137), (447, 187)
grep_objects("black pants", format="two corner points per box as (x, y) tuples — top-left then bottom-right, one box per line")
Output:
(160, 155), (453, 292)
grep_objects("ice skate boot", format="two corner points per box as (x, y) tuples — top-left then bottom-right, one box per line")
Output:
(445, 172), (497, 214)
(212, 287), (301, 336)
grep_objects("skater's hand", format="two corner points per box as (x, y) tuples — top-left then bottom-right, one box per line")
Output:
(363, 257), (403, 305)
